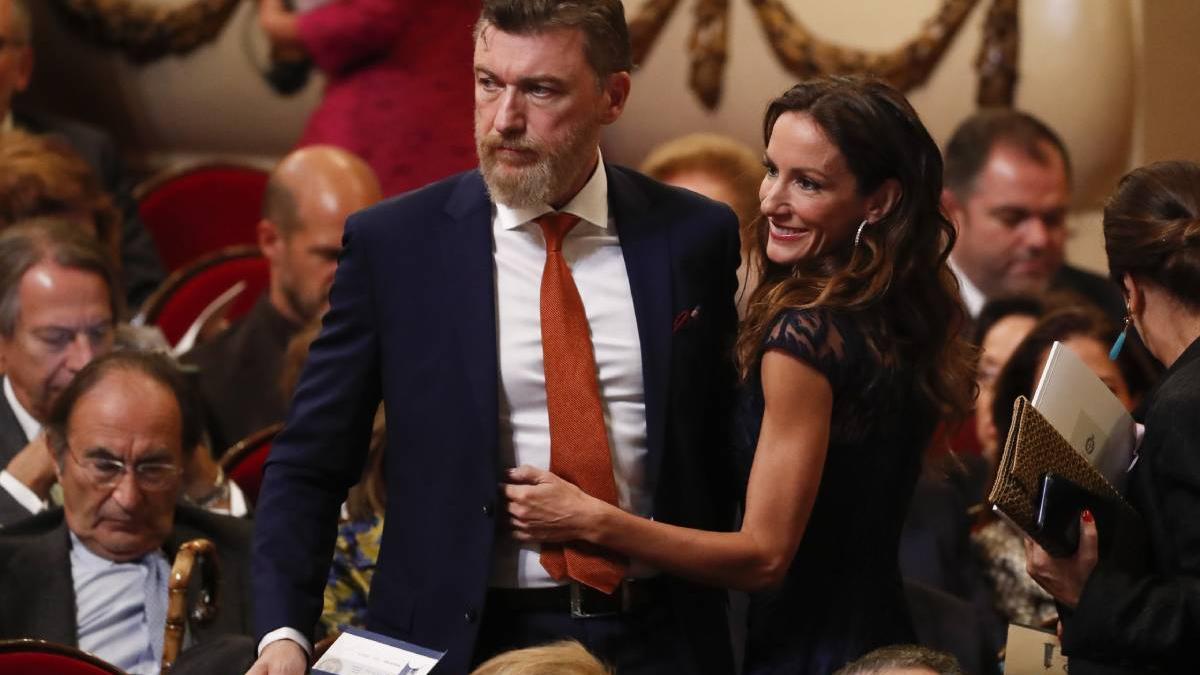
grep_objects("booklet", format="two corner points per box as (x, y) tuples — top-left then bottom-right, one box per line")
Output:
(1031, 341), (1137, 490)
(312, 627), (445, 675)
(1003, 623), (1069, 674)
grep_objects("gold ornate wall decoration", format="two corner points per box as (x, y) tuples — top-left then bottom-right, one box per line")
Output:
(625, 0), (1020, 111)
(746, 0), (981, 94)
(976, 0), (1019, 106)
(51, 0), (241, 63)
(689, 0), (729, 109)
(630, 0), (684, 67)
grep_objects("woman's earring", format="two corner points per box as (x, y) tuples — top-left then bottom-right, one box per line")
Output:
(854, 219), (869, 247)
(1109, 314), (1131, 360)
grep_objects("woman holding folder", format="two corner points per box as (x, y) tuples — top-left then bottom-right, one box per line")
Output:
(504, 76), (974, 673)
(1026, 160), (1200, 672)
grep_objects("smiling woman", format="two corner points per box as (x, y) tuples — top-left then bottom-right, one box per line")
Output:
(505, 75), (975, 674)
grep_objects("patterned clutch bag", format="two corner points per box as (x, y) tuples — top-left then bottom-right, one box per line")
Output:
(987, 396), (1133, 548)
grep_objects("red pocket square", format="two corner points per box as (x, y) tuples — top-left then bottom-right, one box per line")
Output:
(672, 305), (701, 333)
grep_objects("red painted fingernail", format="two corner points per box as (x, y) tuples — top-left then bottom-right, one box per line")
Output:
(1082, 509), (1094, 523)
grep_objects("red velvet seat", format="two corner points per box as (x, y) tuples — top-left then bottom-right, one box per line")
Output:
(220, 422), (284, 507)
(0, 639), (126, 674)
(134, 162), (269, 273)
(134, 246), (269, 351)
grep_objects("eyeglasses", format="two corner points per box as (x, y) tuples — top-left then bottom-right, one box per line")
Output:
(67, 451), (183, 491)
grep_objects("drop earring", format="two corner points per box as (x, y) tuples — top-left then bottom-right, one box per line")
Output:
(854, 219), (869, 247)
(1109, 313), (1131, 360)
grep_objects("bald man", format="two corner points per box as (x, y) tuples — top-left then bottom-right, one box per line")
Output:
(184, 146), (381, 455)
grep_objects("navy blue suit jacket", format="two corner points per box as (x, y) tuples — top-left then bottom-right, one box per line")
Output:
(253, 165), (741, 674)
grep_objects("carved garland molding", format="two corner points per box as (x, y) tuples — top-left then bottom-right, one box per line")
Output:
(630, 0), (1019, 110)
(51, 0), (1018, 108)
(50, 0), (241, 63)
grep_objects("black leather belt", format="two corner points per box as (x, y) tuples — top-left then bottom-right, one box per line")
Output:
(487, 579), (665, 619)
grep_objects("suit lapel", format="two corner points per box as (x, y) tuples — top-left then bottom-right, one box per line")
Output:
(14, 520), (78, 646)
(607, 166), (672, 488)
(0, 378), (30, 465)
(442, 172), (500, 444)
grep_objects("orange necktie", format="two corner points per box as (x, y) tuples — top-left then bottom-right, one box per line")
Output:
(536, 212), (627, 594)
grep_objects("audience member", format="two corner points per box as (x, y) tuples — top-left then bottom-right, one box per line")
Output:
(0, 350), (254, 675)
(640, 133), (764, 316)
(833, 644), (964, 675)
(972, 296), (1048, 462)
(0, 130), (120, 260)
(0, 0), (165, 307)
(183, 145), (380, 455)
(507, 76), (974, 673)
(470, 640), (611, 675)
(249, 2), (741, 673)
(257, 0), (478, 196)
(0, 218), (120, 524)
(1026, 160), (1200, 673)
(942, 109), (1124, 322)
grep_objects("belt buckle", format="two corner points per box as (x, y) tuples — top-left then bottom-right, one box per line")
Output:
(569, 581), (623, 619)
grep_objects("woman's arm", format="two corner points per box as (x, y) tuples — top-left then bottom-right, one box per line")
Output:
(506, 349), (830, 591)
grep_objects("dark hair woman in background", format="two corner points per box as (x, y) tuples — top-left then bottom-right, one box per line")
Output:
(504, 76), (974, 673)
(1026, 160), (1200, 673)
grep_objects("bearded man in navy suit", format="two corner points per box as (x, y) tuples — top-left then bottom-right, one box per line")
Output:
(249, 2), (740, 674)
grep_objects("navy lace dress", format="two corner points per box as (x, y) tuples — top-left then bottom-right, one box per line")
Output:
(735, 308), (939, 674)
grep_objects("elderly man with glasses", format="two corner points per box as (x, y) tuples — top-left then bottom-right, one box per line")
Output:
(0, 350), (255, 675)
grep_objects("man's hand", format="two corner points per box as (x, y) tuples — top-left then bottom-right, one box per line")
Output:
(246, 639), (307, 675)
(5, 434), (57, 499)
(1025, 510), (1100, 609)
(503, 465), (605, 544)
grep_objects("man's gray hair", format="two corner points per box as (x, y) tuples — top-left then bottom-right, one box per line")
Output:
(0, 218), (120, 338)
(833, 645), (965, 675)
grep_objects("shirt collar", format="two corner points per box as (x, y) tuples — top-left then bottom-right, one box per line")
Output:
(494, 148), (609, 232)
(3, 376), (41, 442)
(949, 256), (986, 318)
(69, 531), (166, 569)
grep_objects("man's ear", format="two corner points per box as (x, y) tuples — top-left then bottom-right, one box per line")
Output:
(941, 188), (965, 232)
(258, 219), (283, 260)
(597, 71), (632, 125)
(865, 178), (901, 223)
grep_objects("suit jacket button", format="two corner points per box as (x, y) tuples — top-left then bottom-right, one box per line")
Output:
(482, 503), (494, 517)
(465, 608), (478, 623)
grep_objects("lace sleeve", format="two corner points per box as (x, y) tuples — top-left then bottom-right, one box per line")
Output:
(762, 308), (850, 384)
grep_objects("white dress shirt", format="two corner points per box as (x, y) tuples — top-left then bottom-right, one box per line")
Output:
(0, 376), (48, 515)
(489, 152), (653, 588)
(949, 257), (986, 318)
(71, 532), (170, 675)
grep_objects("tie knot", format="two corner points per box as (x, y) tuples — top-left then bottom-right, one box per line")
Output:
(536, 212), (581, 252)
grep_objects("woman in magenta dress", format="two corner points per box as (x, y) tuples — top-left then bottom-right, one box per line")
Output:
(259, 0), (479, 196)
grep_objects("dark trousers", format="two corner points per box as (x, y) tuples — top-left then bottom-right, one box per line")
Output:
(471, 590), (708, 674)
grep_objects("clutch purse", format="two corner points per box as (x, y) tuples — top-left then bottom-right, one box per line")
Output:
(987, 396), (1134, 552)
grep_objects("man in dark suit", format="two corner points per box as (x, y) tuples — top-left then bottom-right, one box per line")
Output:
(941, 109), (1125, 322)
(0, 0), (165, 307)
(0, 219), (119, 525)
(249, 2), (739, 674)
(0, 350), (255, 674)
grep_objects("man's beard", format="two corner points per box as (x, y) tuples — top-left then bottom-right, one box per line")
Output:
(476, 124), (595, 208)
(282, 281), (325, 326)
